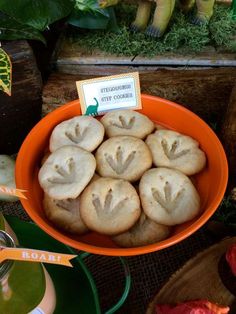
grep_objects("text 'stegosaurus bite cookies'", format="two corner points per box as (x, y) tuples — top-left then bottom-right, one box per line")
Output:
(80, 177), (141, 235)
(100, 109), (154, 139)
(96, 136), (152, 182)
(49, 115), (105, 152)
(38, 145), (96, 200)
(139, 168), (201, 226)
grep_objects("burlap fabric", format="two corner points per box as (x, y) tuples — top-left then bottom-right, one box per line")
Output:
(0, 200), (215, 313)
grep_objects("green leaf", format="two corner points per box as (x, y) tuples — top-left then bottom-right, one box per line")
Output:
(0, 12), (46, 43)
(74, 0), (99, 12)
(0, 47), (12, 96)
(106, 7), (119, 32)
(68, 7), (111, 29)
(232, 0), (236, 19)
(0, 0), (74, 31)
(74, 0), (110, 16)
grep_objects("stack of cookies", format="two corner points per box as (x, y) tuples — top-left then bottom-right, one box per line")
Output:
(38, 110), (206, 248)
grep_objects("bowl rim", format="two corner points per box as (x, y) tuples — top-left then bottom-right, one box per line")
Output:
(16, 94), (228, 256)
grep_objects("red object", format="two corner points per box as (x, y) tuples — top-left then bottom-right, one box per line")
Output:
(156, 300), (230, 314)
(226, 244), (236, 276)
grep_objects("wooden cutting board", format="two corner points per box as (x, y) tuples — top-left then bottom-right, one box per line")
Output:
(146, 237), (236, 314)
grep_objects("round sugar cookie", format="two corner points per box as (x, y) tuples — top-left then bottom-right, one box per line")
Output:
(100, 110), (154, 139)
(146, 130), (206, 175)
(49, 115), (104, 152)
(0, 155), (18, 201)
(43, 194), (88, 234)
(139, 168), (200, 226)
(96, 136), (152, 182)
(112, 212), (171, 247)
(38, 145), (96, 200)
(80, 177), (141, 235)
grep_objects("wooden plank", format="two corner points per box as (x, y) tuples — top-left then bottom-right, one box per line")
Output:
(55, 39), (236, 72)
(42, 68), (236, 129)
(220, 84), (236, 190)
(0, 40), (42, 154)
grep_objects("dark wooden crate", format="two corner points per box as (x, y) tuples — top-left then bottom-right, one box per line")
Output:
(43, 67), (236, 125)
(0, 40), (42, 154)
(48, 41), (236, 124)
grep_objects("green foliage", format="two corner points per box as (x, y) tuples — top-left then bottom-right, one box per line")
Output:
(232, 0), (236, 19)
(71, 4), (236, 56)
(0, 0), (73, 43)
(213, 195), (236, 229)
(68, 0), (118, 30)
(0, 0), (116, 43)
(0, 1), (234, 51)
(0, 0), (74, 31)
(0, 12), (46, 44)
(209, 5), (236, 51)
(74, 0), (100, 12)
(0, 47), (12, 96)
(68, 9), (110, 29)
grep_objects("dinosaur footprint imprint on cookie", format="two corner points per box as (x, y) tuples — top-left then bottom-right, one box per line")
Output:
(65, 124), (88, 144)
(44, 193), (88, 234)
(38, 145), (96, 200)
(146, 130), (206, 175)
(48, 158), (76, 185)
(80, 177), (141, 235)
(96, 136), (152, 181)
(101, 110), (154, 138)
(111, 115), (135, 129)
(92, 188), (128, 216)
(151, 181), (185, 213)
(105, 146), (136, 174)
(55, 199), (74, 211)
(139, 168), (201, 226)
(49, 116), (104, 152)
(161, 139), (190, 160)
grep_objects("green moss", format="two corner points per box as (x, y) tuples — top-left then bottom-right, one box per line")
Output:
(68, 3), (236, 56)
(209, 5), (236, 51)
(213, 195), (236, 228)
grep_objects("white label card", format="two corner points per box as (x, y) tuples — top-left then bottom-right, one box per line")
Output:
(76, 72), (142, 116)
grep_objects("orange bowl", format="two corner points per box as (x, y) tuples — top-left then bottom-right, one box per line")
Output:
(15, 94), (228, 256)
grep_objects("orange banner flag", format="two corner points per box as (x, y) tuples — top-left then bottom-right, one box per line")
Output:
(0, 185), (27, 199)
(0, 248), (77, 267)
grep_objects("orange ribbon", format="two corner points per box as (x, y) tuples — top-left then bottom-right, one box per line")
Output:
(0, 248), (77, 267)
(0, 185), (27, 199)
